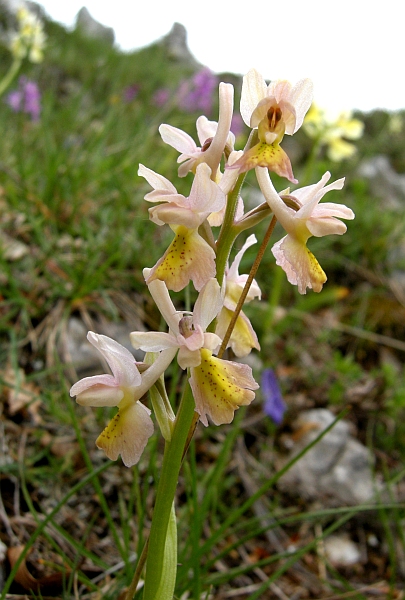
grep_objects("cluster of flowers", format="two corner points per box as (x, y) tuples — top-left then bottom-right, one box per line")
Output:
(9, 6), (46, 64)
(153, 68), (218, 115)
(6, 76), (41, 121)
(303, 103), (364, 161)
(70, 69), (354, 467)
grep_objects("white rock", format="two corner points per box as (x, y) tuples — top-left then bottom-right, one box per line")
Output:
(324, 535), (361, 566)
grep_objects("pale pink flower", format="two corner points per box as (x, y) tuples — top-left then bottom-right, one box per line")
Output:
(70, 332), (176, 466)
(256, 168), (354, 294)
(138, 162), (225, 228)
(229, 70), (313, 180)
(138, 163), (225, 291)
(131, 276), (258, 425)
(159, 82), (234, 179)
(240, 69), (313, 137)
(131, 277), (222, 368)
(215, 235), (261, 357)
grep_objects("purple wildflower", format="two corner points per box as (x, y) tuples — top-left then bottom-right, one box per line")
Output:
(7, 90), (23, 112)
(177, 68), (217, 114)
(123, 83), (140, 103)
(153, 88), (170, 107)
(261, 369), (287, 425)
(6, 76), (41, 121)
(231, 113), (245, 137)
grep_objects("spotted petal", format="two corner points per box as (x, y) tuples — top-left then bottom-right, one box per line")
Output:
(272, 235), (327, 294)
(190, 349), (258, 426)
(96, 399), (154, 467)
(146, 225), (216, 292)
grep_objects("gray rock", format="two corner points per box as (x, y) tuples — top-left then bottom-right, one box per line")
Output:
(161, 22), (199, 66)
(324, 534), (361, 566)
(75, 7), (115, 45)
(278, 409), (379, 506)
(60, 317), (145, 377)
(358, 155), (405, 210)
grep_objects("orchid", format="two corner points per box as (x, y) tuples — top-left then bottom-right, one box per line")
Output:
(159, 82), (234, 179)
(70, 332), (176, 467)
(10, 6), (46, 63)
(215, 235), (261, 357)
(139, 162), (225, 291)
(256, 167), (354, 294)
(229, 69), (313, 181)
(130, 276), (259, 425)
(64, 68), (357, 597)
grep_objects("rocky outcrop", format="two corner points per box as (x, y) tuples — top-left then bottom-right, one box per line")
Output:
(161, 22), (200, 67)
(75, 7), (115, 45)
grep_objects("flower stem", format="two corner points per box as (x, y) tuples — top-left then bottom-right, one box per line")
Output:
(215, 130), (258, 286)
(0, 58), (21, 99)
(142, 382), (197, 600)
(217, 215), (277, 358)
(124, 538), (149, 600)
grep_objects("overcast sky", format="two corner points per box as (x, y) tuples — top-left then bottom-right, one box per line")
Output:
(36, 0), (404, 113)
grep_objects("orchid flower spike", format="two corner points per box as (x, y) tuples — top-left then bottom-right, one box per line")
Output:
(229, 69), (313, 182)
(70, 332), (176, 466)
(159, 82), (234, 180)
(131, 275), (259, 425)
(138, 162), (225, 292)
(215, 234), (261, 357)
(256, 167), (354, 294)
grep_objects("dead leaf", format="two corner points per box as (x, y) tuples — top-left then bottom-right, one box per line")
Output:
(3, 365), (42, 424)
(7, 545), (39, 592)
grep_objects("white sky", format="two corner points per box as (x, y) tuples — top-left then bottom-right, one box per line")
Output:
(37, 0), (404, 113)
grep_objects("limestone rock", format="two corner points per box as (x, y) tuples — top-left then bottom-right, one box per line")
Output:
(278, 409), (379, 506)
(161, 22), (199, 66)
(358, 155), (405, 210)
(75, 7), (115, 45)
(60, 317), (145, 377)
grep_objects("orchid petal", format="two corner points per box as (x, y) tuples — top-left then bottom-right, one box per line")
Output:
(129, 331), (179, 352)
(215, 307), (260, 357)
(177, 346), (202, 370)
(193, 278), (223, 331)
(143, 271), (181, 333)
(311, 202), (354, 220)
(138, 164), (177, 194)
(73, 381), (124, 407)
(272, 235), (327, 294)
(189, 163), (226, 215)
(228, 234), (257, 281)
(289, 78), (314, 133)
(190, 349), (258, 426)
(240, 69), (267, 127)
(203, 82), (234, 175)
(148, 204), (202, 229)
(230, 142), (297, 182)
(196, 115), (218, 144)
(146, 226), (216, 292)
(87, 332), (142, 388)
(159, 124), (198, 155)
(96, 400), (154, 467)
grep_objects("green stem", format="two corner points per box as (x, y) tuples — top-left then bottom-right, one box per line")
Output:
(142, 382), (197, 600)
(215, 173), (245, 286)
(0, 58), (22, 99)
(217, 215), (277, 358)
(215, 130), (258, 286)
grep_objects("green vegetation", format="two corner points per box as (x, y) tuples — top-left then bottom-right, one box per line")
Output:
(1, 11), (405, 599)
